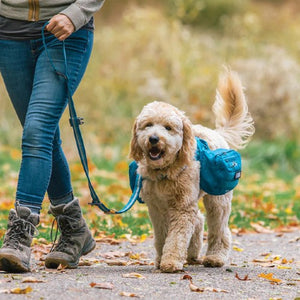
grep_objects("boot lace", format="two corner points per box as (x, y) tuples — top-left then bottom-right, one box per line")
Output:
(50, 215), (79, 253)
(4, 218), (38, 250)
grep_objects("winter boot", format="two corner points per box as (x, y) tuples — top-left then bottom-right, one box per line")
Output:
(0, 206), (39, 272)
(45, 198), (96, 269)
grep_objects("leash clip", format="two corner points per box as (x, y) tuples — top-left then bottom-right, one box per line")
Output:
(69, 117), (84, 127)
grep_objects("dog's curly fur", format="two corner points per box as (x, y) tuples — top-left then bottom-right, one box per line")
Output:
(130, 70), (255, 273)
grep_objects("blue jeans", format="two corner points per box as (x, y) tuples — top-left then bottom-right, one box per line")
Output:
(0, 29), (93, 212)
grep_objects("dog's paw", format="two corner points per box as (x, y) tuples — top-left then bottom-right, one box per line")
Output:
(202, 255), (225, 268)
(160, 260), (183, 273)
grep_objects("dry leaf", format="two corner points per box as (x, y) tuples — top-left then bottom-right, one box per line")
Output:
(22, 276), (46, 283)
(189, 283), (229, 293)
(182, 273), (228, 293)
(181, 274), (193, 281)
(10, 286), (33, 294)
(189, 282), (205, 292)
(250, 222), (273, 233)
(104, 259), (128, 266)
(122, 272), (146, 279)
(289, 236), (300, 243)
(233, 245), (244, 252)
(90, 282), (114, 290)
(277, 265), (292, 269)
(100, 251), (127, 259)
(258, 273), (282, 284)
(119, 291), (140, 297)
(56, 264), (67, 271)
(235, 273), (250, 281)
(95, 237), (121, 245)
(253, 258), (272, 263)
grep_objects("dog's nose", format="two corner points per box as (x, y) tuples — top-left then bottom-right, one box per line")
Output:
(149, 135), (159, 145)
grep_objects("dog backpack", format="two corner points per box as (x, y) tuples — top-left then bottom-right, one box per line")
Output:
(129, 137), (242, 198)
(194, 137), (241, 195)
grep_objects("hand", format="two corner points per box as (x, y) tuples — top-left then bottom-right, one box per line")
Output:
(46, 14), (75, 41)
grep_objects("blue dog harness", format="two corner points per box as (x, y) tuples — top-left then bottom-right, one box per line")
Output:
(129, 137), (242, 201)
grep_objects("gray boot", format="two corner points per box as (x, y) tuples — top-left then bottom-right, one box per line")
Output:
(45, 198), (96, 269)
(0, 206), (39, 273)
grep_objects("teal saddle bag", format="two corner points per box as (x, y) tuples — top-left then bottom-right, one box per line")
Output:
(129, 137), (242, 200)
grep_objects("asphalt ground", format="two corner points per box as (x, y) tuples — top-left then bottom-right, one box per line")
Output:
(0, 230), (299, 300)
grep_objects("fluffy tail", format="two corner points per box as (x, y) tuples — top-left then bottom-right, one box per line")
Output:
(213, 69), (255, 149)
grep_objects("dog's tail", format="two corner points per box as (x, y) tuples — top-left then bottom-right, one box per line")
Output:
(213, 69), (255, 149)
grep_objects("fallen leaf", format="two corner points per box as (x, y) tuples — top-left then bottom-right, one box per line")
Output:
(119, 291), (140, 297)
(189, 283), (229, 293)
(258, 273), (282, 284)
(90, 282), (114, 290)
(181, 274), (193, 281)
(122, 272), (146, 279)
(277, 265), (292, 269)
(100, 251), (128, 259)
(233, 245), (244, 252)
(250, 222), (273, 233)
(57, 264), (67, 271)
(235, 273), (250, 281)
(104, 259), (128, 266)
(10, 286), (33, 294)
(22, 276), (46, 283)
(181, 273), (228, 293)
(253, 258), (273, 263)
(189, 282), (205, 292)
(289, 236), (300, 243)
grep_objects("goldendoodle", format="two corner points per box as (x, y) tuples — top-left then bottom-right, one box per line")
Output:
(130, 70), (254, 272)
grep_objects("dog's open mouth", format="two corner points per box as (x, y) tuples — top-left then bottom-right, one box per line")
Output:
(149, 146), (164, 160)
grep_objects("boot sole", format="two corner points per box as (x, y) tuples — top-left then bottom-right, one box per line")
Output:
(45, 239), (96, 269)
(0, 254), (30, 273)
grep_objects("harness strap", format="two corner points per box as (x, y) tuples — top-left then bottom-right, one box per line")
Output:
(41, 22), (141, 214)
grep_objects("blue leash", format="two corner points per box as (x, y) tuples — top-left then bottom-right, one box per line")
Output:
(41, 22), (142, 214)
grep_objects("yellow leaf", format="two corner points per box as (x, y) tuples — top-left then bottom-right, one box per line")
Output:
(277, 265), (291, 270)
(258, 273), (282, 283)
(233, 245), (244, 252)
(10, 286), (33, 294)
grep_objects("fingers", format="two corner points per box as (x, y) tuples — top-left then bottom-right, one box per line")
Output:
(46, 14), (75, 41)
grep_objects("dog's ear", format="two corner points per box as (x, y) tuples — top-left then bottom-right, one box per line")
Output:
(177, 116), (195, 165)
(129, 120), (143, 161)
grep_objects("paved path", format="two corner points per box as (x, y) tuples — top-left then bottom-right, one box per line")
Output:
(0, 230), (299, 300)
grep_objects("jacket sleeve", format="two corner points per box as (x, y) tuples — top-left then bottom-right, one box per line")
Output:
(60, 0), (105, 31)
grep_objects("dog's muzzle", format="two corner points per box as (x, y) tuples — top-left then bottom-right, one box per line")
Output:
(148, 135), (164, 160)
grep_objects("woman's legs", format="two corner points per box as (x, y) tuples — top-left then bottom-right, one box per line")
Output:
(0, 30), (94, 272)
(0, 29), (93, 213)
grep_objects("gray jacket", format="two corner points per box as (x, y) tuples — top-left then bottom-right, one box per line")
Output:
(0, 0), (105, 30)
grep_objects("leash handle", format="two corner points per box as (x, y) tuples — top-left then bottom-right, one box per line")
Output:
(41, 22), (141, 214)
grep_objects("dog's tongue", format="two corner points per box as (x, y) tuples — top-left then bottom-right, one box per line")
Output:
(149, 147), (161, 159)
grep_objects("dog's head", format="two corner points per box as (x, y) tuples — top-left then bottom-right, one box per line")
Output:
(130, 101), (195, 169)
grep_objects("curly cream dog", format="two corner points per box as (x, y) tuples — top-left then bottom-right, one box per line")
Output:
(130, 70), (254, 273)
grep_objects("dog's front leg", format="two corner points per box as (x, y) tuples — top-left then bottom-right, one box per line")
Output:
(202, 192), (232, 267)
(147, 203), (168, 268)
(160, 207), (197, 273)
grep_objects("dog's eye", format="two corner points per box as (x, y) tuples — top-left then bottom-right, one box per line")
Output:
(165, 125), (172, 131)
(145, 122), (153, 128)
